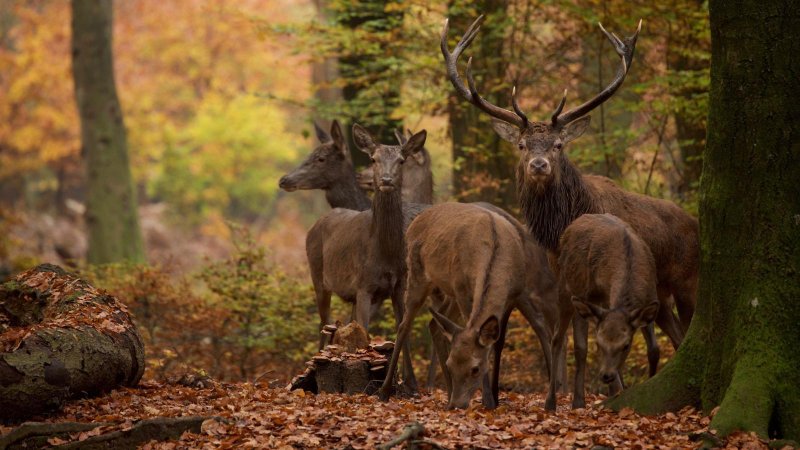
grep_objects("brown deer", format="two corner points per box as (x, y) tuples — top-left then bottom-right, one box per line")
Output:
(377, 202), (557, 409)
(554, 213), (663, 409)
(305, 124), (428, 389)
(358, 129), (434, 205)
(442, 16), (698, 408)
(279, 120), (371, 211)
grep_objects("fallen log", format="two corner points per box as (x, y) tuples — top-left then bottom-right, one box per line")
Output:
(0, 264), (145, 421)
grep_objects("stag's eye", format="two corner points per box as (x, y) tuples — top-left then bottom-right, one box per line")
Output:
(317, 157), (326, 163)
(370, 157), (376, 163)
(470, 366), (480, 377)
(517, 142), (524, 151)
(399, 158), (405, 165)
(553, 141), (563, 151)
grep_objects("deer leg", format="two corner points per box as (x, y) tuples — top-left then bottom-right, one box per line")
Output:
(428, 318), (450, 394)
(545, 306), (572, 411)
(485, 306), (512, 408)
(515, 293), (554, 386)
(641, 322), (660, 377)
(571, 314), (588, 409)
(673, 277), (697, 335)
(656, 293), (684, 350)
(355, 290), (373, 330)
(426, 346), (438, 389)
(391, 285), (418, 392)
(316, 288), (332, 350)
(378, 279), (428, 401)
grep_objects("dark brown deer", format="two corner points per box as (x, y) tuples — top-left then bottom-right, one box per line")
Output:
(279, 120), (371, 211)
(553, 213), (668, 409)
(305, 124), (428, 388)
(358, 129), (434, 205)
(378, 202), (557, 409)
(442, 17), (698, 409)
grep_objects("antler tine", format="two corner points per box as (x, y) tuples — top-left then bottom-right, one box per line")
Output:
(511, 86), (529, 128)
(554, 19), (643, 127)
(551, 89), (568, 125)
(441, 15), (525, 128)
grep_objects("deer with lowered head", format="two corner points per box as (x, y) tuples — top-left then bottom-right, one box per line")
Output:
(358, 129), (434, 205)
(378, 202), (558, 409)
(303, 124), (428, 388)
(443, 16), (697, 408)
(554, 213), (662, 409)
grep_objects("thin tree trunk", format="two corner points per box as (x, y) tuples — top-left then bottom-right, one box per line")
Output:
(71, 0), (144, 264)
(607, 0), (800, 441)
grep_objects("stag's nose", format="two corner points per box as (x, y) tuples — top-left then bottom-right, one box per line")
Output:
(529, 157), (550, 173)
(601, 372), (616, 384)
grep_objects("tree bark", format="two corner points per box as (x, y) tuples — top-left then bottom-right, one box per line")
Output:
(446, 1), (516, 207)
(71, 0), (144, 264)
(0, 264), (144, 420)
(606, 0), (800, 441)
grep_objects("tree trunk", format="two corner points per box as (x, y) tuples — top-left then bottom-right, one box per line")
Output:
(71, 0), (144, 264)
(446, 1), (516, 207)
(0, 264), (144, 420)
(607, 0), (800, 441)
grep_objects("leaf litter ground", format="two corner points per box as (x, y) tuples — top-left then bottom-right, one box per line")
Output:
(0, 381), (775, 449)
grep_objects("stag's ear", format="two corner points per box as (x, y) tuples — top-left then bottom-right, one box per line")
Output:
(477, 316), (500, 347)
(352, 123), (377, 156)
(629, 302), (659, 329)
(572, 297), (607, 321)
(402, 130), (427, 158)
(430, 307), (462, 342)
(491, 118), (520, 143)
(314, 122), (331, 143)
(561, 116), (591, 144)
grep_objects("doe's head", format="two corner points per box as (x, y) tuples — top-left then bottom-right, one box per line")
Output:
(430, 308), (500, 409)
(352, 124), (426, 194)
(278, 120), (350, 192)
(572, 298), (658, 384)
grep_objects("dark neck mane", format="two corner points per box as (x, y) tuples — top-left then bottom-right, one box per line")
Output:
(326, 170), (371, 211)
(518, 159), (598, 251)
(371, 189), (405, 261)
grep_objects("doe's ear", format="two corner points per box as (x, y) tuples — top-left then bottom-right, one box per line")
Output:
(429, 307), (462, 343)
(352, 123), (377, 156)
(402, 130), (427, 158)
(629, 302), (659, 329)
(477, 316), (500, 348)
(491, 118), (520, 143)
(314, 122), (331, 143)
(571, 297), (607, 321)
(330, 120), (349, 159)
(393, 128), (408, 146)
(561, 116), (591, 144)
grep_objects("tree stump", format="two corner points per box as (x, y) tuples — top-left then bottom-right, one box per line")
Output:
(290, 322), (395, 395)
(0, 264), (145, 420)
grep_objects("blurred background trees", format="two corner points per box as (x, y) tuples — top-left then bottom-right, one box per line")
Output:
(0, 0), (708, 385)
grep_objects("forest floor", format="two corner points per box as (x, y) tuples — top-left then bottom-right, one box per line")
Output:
(1, 381), (775, 449)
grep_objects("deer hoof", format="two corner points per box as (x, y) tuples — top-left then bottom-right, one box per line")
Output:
(544, 396), (557, 411)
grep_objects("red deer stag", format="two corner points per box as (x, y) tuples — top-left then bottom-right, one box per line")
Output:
(304, 124), (428, 389)
(553, 213), (667, 409)
(442, 17), (698, 409)
(378, 202), (557, 409)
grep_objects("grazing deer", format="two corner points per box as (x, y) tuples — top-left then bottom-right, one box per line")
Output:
(442, 17), (698, 409)
(378, 202), (557, 409)
(554, 213), (662, 409)
(279, 120), (371, 211)
(305, 124), (429, 389)
(358, 129), (434, 205)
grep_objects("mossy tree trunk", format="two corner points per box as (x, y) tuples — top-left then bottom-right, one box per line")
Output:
(607, 0), (800, 441)
(71, 0), (144, 264)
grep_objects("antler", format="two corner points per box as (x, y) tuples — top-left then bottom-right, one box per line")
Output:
(441, 15), (526, 128)
(553, 19), (642, 127)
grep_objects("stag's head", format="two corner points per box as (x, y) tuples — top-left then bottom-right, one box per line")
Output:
(279, 120), (351, 192)
(430, 308), (500, 409)
(352, 124), (426, 194)
(441, 16), (641, 191)
(572, 299), (658, 384)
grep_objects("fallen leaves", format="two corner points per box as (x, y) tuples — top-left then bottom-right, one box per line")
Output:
(9, 380), (771, 449)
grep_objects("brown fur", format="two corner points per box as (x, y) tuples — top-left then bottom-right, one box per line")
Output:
(305, 125), (428, 389)
(358, 129), (434, 205)
(377, 202), (557, 409)
(548, 214), (670, 409)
